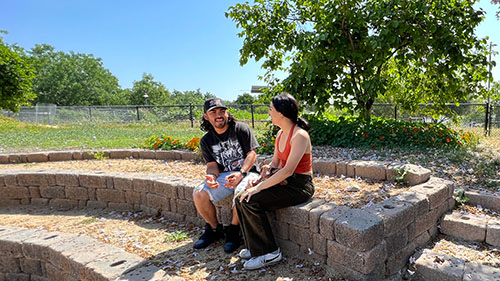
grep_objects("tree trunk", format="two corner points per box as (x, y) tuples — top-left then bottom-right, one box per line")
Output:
(360, 98), (374, 121)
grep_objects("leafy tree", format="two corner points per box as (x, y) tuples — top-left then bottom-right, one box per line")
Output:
(233, 92), (257, 111)
(255, 92), (273, 104)
(170, 89), (214, 105)
(491, 81), (500, 102)
(28, 44), (124, 106)
(492, 0), (500, 19)
(227, 0), (491, 120)
(128, 73), (171, 105)
(0, 33), (36, 112)
(234, 93), (256, 104)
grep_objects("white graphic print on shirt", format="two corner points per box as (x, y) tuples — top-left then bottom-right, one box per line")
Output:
(211, 138), (245, 172)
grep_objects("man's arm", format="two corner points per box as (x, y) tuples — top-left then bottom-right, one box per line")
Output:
(240, 150), (256, 173)
(224, 149), (257, 188)
(205, 162), (220, 189)
(206, 161), (219, 177)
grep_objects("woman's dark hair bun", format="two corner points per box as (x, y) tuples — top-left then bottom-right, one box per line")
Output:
(271, 93), (310, 131)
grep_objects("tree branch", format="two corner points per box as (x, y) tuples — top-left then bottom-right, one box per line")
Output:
(341, 0), (355, 50)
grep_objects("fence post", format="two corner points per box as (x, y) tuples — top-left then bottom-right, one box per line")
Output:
(488, 104), (493, 137)
(189, 104), (194, 128)
(88, 106), (92, 121)
(484, 103), (490, 137)
(394, 105), (398, 120)
(136, 106), (140, 121)
(251, 104), (255, 128)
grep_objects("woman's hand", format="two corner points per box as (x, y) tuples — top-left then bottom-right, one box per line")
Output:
(260, 164), (271, 177)
(239, 185), (261, 203)
(247, 177), (260, 188)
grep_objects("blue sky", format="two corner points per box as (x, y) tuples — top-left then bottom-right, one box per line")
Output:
(2, 0), (499, 102)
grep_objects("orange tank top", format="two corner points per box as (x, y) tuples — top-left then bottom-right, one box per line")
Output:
(276, 124), (312, 174)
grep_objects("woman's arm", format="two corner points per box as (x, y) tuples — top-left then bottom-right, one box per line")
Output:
(259, 130), (282, 177)
(256, 129), (310, 190)
(240, 129), (310, 202)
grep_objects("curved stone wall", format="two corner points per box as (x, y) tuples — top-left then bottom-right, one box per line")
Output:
(0, 150), (450, 280)
(0, 225), (166, 281)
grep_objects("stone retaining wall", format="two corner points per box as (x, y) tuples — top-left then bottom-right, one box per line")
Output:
(0, 149), (431, 185)
(0, 226), (166, 281)
(0, 150), (451, 280)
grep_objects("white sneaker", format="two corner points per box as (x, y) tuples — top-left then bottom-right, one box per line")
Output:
(243, 248), (282, 270)
(239, 248), (251, 259)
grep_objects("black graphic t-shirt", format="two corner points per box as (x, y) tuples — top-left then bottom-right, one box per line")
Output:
(200, 122), (259, 172)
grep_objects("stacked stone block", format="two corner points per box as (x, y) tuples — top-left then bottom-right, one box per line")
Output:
(440, 210), (500, 247)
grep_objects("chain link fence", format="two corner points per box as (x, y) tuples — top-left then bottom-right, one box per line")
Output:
(2, 103), (499, 137)
(1, 104), (57, 124)
(0, 104), (271, 128)
(371, 103), (489, 127)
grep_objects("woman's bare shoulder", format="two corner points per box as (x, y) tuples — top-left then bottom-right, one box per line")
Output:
(292, 127), (310, 141)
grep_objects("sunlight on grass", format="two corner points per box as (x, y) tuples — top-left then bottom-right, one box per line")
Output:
(459, 127), (500, 150)
(0, 117), (267, 152)
(482, 136), (500, 149)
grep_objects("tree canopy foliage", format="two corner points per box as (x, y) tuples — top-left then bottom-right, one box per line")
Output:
(0, 33), (36, 112)
(28, 44), (124, 106)
(491, 81), (500, 101)
(233, 93), (256, 104)
(1, 40), (216, 107)
(492, 0), (500, 19)
(127, 73), (171, 105)
(170, 89), (215, 105)
(227, 0), (493, 120)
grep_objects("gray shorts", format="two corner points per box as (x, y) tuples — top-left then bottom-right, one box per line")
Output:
(194, 171), (260, 202)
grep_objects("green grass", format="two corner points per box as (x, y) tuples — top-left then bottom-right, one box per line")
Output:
(79, 218), (97, 224)
(0, 116), (267, 152)
(164, 230), (189, 242)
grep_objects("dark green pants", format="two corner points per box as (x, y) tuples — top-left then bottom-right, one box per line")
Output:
(235, 174), (314, 257)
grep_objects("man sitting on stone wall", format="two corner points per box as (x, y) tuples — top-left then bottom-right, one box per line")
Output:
(192, 98), (259, 253)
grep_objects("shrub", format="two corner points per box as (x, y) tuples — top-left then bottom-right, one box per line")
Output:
(304, 114), (479, 149)
(185, 137), (201, 152)
(143, 135), (184, 150)
(256, 122), (279, 155)
(143, 135), (201, 152)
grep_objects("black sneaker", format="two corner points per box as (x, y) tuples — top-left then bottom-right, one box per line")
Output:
(193, 223), (224, 249)
(224, 224), (242, 253)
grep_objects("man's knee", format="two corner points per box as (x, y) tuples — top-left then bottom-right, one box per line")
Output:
(193, 189), (210, 202)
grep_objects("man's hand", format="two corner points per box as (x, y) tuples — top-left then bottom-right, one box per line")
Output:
(205, 174), (219, 189)
(224, 172), (244, 189)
